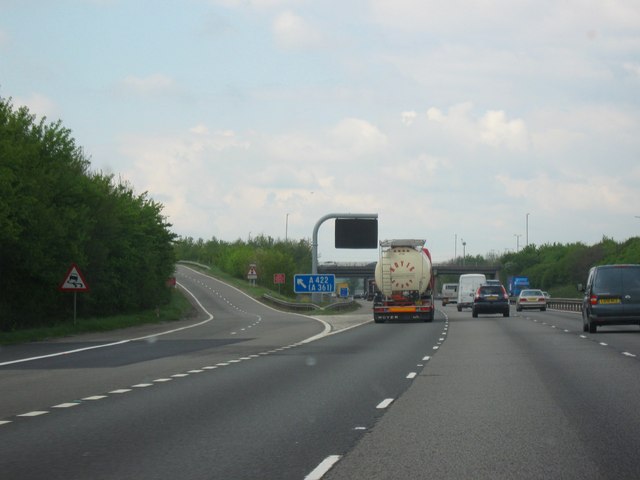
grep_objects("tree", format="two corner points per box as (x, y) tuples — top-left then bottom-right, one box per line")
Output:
(0, 97), (176, 330)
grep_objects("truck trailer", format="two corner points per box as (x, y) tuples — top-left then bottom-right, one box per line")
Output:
(373, 239), (435, 323)
(508, 275), (530, 297)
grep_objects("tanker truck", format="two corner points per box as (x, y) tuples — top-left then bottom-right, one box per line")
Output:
(373, 239), (435, 323)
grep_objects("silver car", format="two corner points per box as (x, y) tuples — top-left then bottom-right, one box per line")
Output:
(516, 289), (547, 312)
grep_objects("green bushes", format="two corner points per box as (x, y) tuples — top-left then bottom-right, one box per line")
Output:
(0, 98), (176, 331)
(500, 237), (640, 294)
(174, 235), (311, 297)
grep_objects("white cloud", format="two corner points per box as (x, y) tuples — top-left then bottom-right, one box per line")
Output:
(426, 103), (529, 151)
(369, 0), (640, 38)
(479, 110), (528, 150)
(213, 0), (302, 8)
(113, 116), (391, 246)
(119, 74), (176, 96)
(623, 62), (640, 78)
(10, 0), (634, 260)
(496, 174), (640, 214)
(368, 0), (541, 40)
(117, 127), (251, 234)
(528, 105), (640, 160)
(272, 11), (324, 49)
(401, 111), (417, 125)
(380, 154), (449, 188)
(329, 118), (388, 155)
(13, 93), (57, 119)
(426, 107), (444, 122)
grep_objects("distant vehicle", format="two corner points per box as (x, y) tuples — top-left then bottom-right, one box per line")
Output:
(516, 289), (547, 311)
(441, 283), (458, 306)
(542, 291), (551, 300)
(366, 278), (377, 301)
(373, 239), (435, 323)
(484, 279), (502, 286)
(457, 274), (487, 311)
(579, 264), (640, 333)
(472, 284), (510, 317)
(508, 275), (530, 297)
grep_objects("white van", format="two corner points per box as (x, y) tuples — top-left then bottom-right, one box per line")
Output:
(457, 274), (487, 311)
(441, 283), (458, 306)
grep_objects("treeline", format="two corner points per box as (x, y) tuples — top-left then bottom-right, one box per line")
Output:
(176, 234), (640, 299)
(438, 236), (640, 295)
(174, 235), (312, 296)
(500, 236), (640, 294)
(0, 98), (176, 331)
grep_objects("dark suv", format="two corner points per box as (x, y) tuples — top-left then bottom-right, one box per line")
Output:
(472, 285), (510, 317)
(580, 264), (640, 333)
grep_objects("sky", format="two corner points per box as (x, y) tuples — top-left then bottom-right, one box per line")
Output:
(2, 0), (640, 264)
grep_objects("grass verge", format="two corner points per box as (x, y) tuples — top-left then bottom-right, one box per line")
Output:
(1, 263), (363, 345)
(0, 289), (193, 345)
(183, 262), (364, 315)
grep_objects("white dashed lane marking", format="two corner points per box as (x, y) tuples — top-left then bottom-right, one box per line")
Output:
(526, 315), (638, 361)
(376, 398), (394, 409)
(53, 403), (79, 409)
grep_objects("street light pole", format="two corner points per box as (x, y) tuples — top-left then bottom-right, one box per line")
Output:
(454, 233), (457, 262)
(285, 213), (290, 241)
(526, 213), (530, 247)
(514, 233), (522, 252)
(461, 239), (467, 266)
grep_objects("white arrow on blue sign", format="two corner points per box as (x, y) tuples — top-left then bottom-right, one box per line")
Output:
(294, 274), (336, 294)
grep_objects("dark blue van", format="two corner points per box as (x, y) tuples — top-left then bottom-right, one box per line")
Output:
(580, 264), (640, 333)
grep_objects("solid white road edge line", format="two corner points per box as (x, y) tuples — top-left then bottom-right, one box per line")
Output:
(181, 264), (345, 343)
(305, 455), (342, 480)
(0, 281), (214, 367)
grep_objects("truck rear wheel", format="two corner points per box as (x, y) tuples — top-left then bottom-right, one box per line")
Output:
(374, 316), (385, 324)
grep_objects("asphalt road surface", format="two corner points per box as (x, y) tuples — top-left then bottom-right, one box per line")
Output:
(2, 268), (640, 479)
(326, 306), (640, 480)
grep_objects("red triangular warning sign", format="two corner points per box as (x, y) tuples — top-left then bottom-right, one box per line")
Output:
(59, 263), (90, 291)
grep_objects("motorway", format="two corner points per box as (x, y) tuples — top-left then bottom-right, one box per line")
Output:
(1, 265), (640, 479)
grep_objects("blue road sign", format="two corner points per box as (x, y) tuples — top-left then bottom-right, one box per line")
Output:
(294, 274), (336, 294)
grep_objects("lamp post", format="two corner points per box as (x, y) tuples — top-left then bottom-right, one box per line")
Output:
(461, 238), (467, 266)
(514, 233), (522, 252)
(285, 213), (290, 241)
(454, 233), (457, 262)
(526, 213), (530, 247)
